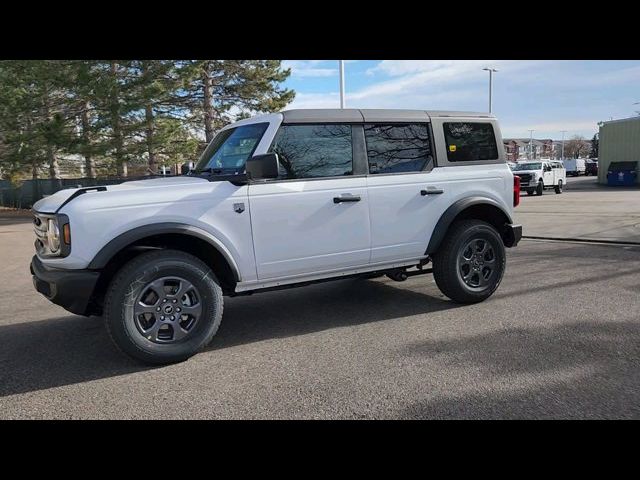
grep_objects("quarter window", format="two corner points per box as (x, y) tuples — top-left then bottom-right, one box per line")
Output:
(443, 122), (499, 162)
(269, 124), (353, 179)
(364, 124), (433, 174)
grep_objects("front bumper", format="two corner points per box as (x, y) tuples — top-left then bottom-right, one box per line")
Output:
(30, 255), (99, 316)
(503, 224), (522, 248)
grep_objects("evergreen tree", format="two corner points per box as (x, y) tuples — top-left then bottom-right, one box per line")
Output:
(175, 60), (294, 143)
(590, 133), (599, 158)
(0, 59), (294, 182)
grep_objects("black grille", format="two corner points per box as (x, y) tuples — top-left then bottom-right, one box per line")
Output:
(515, 173), (531, 183)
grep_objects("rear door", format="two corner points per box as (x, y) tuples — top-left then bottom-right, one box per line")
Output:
(248, 123), (371, 280)
(364, 122), (445, 263)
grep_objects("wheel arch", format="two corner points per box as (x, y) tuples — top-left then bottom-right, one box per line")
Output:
(86, 223), (241, 314)
(426, 197), (514, 255)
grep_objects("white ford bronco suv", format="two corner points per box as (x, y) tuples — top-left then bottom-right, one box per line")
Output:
(31, 109), (522, 364)
(512, 159), (566, 196)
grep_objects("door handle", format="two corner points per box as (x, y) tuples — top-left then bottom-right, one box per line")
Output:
(420, 188), (444, 196)
(333, 194), (361, 203)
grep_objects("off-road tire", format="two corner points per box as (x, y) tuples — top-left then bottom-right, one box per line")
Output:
(104, 249), (223, 365)
(432, 220), (506, 304)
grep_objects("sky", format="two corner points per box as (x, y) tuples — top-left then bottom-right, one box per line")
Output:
(282, 60), (640, 140)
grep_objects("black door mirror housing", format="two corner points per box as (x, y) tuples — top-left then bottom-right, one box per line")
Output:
(246, 153), (279, 180)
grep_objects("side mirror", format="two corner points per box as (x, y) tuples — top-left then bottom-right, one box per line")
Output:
(246, 153), (279, 180)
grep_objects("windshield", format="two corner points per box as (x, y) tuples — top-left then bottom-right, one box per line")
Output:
(514, 162), (541, 171)
(194, 122), (269, 174)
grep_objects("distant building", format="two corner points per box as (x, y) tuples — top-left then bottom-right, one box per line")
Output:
(503, 138), (555, 161)
(597, 116), (640, 185)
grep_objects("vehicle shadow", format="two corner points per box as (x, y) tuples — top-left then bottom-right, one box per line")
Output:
(398, 320), (640, 419)
(208, 277), (458, 351)
(0, 277), (460, 398)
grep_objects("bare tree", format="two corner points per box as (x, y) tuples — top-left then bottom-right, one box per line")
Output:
(564, 135), (590, 158)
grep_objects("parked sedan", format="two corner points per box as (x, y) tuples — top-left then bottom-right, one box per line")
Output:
(585, 159), (598, 176)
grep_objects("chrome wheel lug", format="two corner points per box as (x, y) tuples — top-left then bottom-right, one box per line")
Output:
(170, 316), (175, 321)
(176, 307), (181, 312)
(160, 315), (165, 320)
(172, 299), (177, 303)
(163, 299), (167, 303)
(156, 307), (161, 311)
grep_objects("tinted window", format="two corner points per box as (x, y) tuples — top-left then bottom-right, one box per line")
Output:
(269, 124), (352, 179)
(195, 123), (268, 173)
(364, 124), (433, 174)
(443, 122), (499, 162)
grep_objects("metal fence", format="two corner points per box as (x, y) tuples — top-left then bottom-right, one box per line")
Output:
(0, 175), (173, 209)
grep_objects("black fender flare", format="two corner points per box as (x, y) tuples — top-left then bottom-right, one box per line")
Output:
(87, 222), (241, 281)
(426, 197), (514, 255)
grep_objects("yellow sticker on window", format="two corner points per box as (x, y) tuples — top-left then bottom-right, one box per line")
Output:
(449, 145), (457, 152)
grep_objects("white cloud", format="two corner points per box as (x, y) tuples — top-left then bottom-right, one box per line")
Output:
(288, 92), (341, 109)
(283, 60), (338, 78)
(502, 120), (599, 139)
(285, 60), (634, 139)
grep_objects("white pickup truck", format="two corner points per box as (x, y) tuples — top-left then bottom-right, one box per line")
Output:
(512, 160), (566, 195)
(31, 109), (522, 364)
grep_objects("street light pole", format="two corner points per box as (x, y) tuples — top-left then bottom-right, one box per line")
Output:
(339, 60), (345, 109)
(482, 68), (498, 113)
(528, 129), (535, 160)
(560, 130), (567, 161)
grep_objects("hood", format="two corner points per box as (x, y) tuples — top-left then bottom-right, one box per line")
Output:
(513, 170), (539, 175)
(33, 175), (210, 213)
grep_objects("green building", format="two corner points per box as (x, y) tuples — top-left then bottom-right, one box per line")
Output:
(598, 116), (640, 185)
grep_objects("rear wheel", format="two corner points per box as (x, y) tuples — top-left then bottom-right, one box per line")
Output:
(432, 220), (506, 304)
(555, 179), (563, 194)
(104, 249), (223, 365)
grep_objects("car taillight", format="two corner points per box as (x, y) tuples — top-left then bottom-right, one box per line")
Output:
(513, 175), (520, 207)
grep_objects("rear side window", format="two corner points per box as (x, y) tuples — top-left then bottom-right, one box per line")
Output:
(364, 124), (433, 174)
(269, 124), (353, 179)
(443, 122), (499, 162)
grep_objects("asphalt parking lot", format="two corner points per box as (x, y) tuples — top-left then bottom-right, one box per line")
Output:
(1, 176), (639, 419)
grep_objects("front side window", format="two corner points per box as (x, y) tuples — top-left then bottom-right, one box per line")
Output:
(269, 124), (353, 179)
(443, 122), (499, 162)
(195, 122), (269, 173)
(364, 123), (433, 174)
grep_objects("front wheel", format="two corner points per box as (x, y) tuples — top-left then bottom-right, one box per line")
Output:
(432, 220), (506, 304)
(104, 249), (224, 365)
(536, 181), (544, 196)
(555, 180), (563, 194)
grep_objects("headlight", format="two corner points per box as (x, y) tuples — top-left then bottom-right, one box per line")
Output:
(47, 218), (61, 254)
(33, 212), (70, 257)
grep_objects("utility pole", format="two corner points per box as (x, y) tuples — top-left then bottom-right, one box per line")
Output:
(339, 60), (345, 109)
(528, 129), (535, 160)
(560, 130), (567, 161)
(482, 68), (498, 113)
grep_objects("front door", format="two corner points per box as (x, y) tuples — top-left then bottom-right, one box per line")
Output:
(248, 124), (371, 280)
